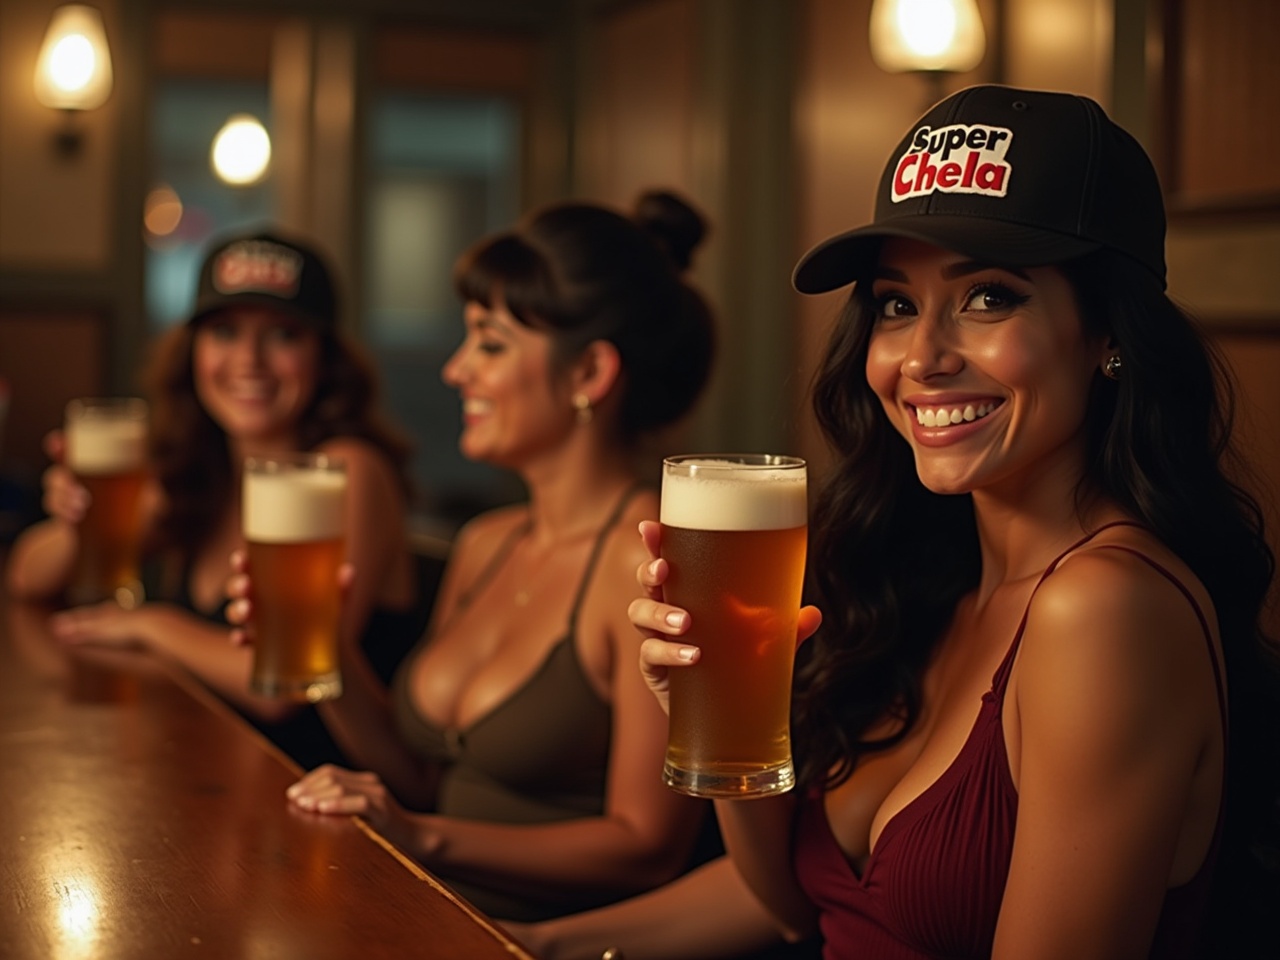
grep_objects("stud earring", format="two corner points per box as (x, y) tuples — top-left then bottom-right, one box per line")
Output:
(1102, 354), (1122, 381)
(573, 393), (593, 424)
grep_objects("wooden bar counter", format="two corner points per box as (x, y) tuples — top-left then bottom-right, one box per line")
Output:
(0, 596), (532, 960)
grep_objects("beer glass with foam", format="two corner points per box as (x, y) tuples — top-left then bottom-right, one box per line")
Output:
(64, 398), (149, 607)
(659, 454), (807, 798)
(243, 453), (346, 702)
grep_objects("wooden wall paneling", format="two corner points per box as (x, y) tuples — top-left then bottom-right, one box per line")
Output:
(1002, 0), (1111, 104)
(1164, 0), (1280, 212)
(1154, 0), (1280, 636)
(589, 0), (698, 206)
(0, 309), (107, 477)
(371, 27), (538, 94)
(152, 11), (280, 80)
(576, 1), (802, 459)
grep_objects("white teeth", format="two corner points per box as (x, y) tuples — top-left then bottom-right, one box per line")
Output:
(916, 402), (997, 427)
(463, 398), (491, 415)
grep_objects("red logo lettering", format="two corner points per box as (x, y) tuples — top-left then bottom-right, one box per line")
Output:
(890, 122), (1013, 203)
(212, 242), (303, 297)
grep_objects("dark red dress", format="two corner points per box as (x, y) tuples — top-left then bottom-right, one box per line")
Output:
(793, 524), (1225, 959)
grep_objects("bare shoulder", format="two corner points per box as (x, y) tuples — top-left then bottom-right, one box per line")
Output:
(450, 503), (529, 560)
(1034, 529), (1214, 647)
(1018, 528), (1220, 713)
(424, 504), (528, 621)
(598, 487), (660, 583)
(577, 487), (659, 693)
(314, 436), (400, 490)
(579, 487), (658, 630)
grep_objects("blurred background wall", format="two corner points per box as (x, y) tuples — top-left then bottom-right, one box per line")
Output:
(1, 0), (1277, 628)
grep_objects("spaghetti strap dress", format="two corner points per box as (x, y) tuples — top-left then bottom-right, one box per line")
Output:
(390, 485), (643, 920)
(793, 522), (1226, 959)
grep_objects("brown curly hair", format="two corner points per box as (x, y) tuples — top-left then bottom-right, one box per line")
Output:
(140, 319), (413, 566)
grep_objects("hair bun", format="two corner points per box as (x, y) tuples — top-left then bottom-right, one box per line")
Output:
(633, 190), (708, 273)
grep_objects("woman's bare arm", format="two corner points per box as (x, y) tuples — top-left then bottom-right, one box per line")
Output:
(992, 548), (1223, 959)
(504, 855), (789, 960)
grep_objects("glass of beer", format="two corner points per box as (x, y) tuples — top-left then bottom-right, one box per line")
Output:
(243, 453), (346, 702)
(659, 454), (808, 798)
(64, 397), (150, 607)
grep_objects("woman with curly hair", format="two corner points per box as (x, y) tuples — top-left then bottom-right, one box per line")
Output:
(6, 230), (422, 769)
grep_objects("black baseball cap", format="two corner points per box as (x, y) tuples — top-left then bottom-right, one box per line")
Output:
(190, 231), (338, 329)
(792, 85), (1167, 294)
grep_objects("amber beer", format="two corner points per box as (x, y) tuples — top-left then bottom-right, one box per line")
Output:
(243, 454), (346, 702)
(660, 455), (807, 798)
(64, 398), (149, 607)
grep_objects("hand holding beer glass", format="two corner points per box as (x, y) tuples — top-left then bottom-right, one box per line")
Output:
(64, 398), (150, 607)
(659, 454), (808, 798)
(242, 453), (346, 702)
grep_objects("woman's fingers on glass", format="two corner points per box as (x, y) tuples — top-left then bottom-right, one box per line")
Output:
(226, 571), (251, 603)
(638, 518), (662, 559)
(639, 636), (696, 715)
(637, 556), (669, 590)
(636, 523), (668, 603)
(796, 605), (823, 647)
(226, 597), (251, 628)
(45, 467), (88, 523)
(42, 428), (65, 461)
(225, 558), (254, 642)
(639, 635), (700, 668)
(628, 597), (689, 635)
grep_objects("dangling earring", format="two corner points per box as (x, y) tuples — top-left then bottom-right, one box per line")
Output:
(1102, 354), (1122, 381)
(573, 393), (593, 425)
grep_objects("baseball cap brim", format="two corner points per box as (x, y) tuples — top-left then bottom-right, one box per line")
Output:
(188, 291), (329, 329)
(792, 215), (1103, 295)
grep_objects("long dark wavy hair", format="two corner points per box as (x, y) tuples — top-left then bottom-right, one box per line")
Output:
(794, 246), (1279, 953)
(140, 319), (413, 575)
(451, 190), (716, 444)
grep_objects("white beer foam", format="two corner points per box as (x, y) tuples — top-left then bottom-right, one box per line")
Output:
(66, 418), (147, 475)
(662, 460), (807, 531)
(244, 469), (346, 542)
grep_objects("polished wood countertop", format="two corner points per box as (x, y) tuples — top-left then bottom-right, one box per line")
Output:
(0, 596), (531, 960)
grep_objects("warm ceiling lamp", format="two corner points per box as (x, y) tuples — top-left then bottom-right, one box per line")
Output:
(33, 4), (114, 111)
(869, 0), (986, 74)
(211, 114), (272, 186)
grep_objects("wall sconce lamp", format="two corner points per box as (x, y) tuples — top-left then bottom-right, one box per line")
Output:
(33, 4), (114, 155)
(870, 0), (986, 104)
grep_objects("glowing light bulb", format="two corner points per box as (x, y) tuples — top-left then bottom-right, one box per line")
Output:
(211, 115), (272, 186)
(34, 5), (113, 110)
(896, 0), (957, 58)
(49, 34), (96, 92)
(870, 0), (986, 74)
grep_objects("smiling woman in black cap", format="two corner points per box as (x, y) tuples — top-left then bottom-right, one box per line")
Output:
(5, 229), (422, 770)
(616, 85), (1280, 960)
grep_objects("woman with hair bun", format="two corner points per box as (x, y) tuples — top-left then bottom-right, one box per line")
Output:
(230, 190), (719, 922)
